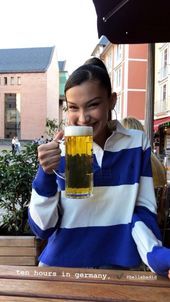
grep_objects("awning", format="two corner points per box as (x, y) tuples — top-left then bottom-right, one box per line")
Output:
(154, 117), (170, 132)
(92, 0), (170, 44)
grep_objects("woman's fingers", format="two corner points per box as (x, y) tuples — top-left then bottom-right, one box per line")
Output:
(42, 158), (61, 174)
(53, 130), (64, 143)
(38, 145), (60, 160)
(168, 269), (170, 279)
(37, 139), (62, 174)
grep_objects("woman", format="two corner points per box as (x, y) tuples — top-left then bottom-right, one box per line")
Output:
(29, 64), (170, 278)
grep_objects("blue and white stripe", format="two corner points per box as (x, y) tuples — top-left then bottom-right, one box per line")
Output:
(28, 122), (169, 274)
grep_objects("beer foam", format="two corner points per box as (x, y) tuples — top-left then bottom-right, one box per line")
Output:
(65, 126), (93, 136)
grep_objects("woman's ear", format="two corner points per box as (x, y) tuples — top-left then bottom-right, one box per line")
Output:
(110, 92), (117, 109)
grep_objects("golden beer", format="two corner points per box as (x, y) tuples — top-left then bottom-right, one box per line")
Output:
(65, 126), (93, 198)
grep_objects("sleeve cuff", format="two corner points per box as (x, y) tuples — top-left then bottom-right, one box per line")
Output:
(147, 246), (170, 276)
(32, 165), (58, 197)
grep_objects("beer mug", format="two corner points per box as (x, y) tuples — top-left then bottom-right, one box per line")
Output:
(64, 126), (93, 198)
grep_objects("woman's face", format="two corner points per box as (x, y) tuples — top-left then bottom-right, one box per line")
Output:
(66, 80), (115, 146)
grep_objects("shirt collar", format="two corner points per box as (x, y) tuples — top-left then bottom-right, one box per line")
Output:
(108, 120), (132, 137)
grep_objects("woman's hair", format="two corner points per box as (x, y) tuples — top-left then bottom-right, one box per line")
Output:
(84, 58), (112, 122)
(121, 116), (144, 131)
(84, 57), (108, 72)
(64, 64), (112, 98)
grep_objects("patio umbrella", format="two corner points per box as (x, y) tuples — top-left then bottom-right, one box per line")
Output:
(92, 0), (170, 143)
(92, 0), (170, 44)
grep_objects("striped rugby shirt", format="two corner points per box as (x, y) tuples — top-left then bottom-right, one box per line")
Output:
(28, 121), (170, 275)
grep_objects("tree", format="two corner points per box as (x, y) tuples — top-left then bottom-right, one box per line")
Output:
(45, 118), (65, 139)
(0, 143), (38, 235)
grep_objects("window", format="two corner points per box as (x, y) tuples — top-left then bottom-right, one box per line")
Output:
(4, 77), (7, 85)
(115, 94), (121, 115)
(4, 93), (21, 138)
(115, 44), (123, 65)
(160, 83), (167, 112)
(163, 84), (167, 101)
(160, 47), (168, 79)
(114, 67), (122, 90)
(17, 77), (21, 85)
(163, 48), (168, 67)
(161, 47), (168, 68)
(10, 77), (15, 85)
(106, 52), (112, 73)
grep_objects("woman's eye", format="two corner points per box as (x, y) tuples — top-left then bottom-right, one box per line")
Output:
(89, 102), (99, 108)
(68, 106), (78, 111)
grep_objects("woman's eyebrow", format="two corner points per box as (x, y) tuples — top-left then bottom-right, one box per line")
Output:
(67, 97), (102, 105)
(67, 101), (77, 105)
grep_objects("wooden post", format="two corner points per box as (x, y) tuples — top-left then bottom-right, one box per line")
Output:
(145, 43), (155, 147)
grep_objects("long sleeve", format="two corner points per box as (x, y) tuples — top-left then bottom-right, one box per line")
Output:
(28, 165), (60, 239)
(132, 206), (170, 276)
(131, 133), (170, 276)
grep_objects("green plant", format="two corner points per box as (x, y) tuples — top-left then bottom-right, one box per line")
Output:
(0, 143), (39, 235)
(45, 118), (65, 139)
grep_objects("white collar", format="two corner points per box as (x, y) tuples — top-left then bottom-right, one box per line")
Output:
(108, 120), (132, 137)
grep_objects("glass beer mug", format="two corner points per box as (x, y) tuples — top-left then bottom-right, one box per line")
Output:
(64, 125), (93, 198)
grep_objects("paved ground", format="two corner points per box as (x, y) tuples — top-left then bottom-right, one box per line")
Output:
(0, 141), (28, 154)
(0, 145), (11, 152)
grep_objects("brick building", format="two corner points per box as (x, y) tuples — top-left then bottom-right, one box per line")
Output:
(0, 46), (59, 140)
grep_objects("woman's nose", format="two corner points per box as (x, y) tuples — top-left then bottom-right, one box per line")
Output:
(78, 110), (90, 124)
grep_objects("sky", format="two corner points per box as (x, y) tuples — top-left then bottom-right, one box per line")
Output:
(0, 0), (99, 73)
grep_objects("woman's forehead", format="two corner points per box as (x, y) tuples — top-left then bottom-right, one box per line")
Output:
(66, 83), (107, 103)
(66, 80), (105, 96)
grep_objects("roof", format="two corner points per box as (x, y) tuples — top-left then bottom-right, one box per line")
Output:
(0, 46), (55, 73)
(58, 61), (66, 71)
(91, 35), (109, 56)
(98, 35), (109, 46)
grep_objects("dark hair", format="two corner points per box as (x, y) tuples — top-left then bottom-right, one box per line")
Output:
(64, 64), (112, 98)
(84, 57), (107, 72)
(84, 58), (112, 122)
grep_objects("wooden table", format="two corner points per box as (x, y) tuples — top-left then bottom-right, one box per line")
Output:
(0, 265), (169, 301)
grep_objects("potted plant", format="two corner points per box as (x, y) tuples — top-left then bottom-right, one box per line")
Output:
(0, 142), (41, 265)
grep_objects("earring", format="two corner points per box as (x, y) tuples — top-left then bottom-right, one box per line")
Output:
(114, 108), (117, 121)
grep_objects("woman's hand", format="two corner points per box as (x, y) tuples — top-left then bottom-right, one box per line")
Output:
(38, 131), (64, 174)
(168, 269), (170, 279)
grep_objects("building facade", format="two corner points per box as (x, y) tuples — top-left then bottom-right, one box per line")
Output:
(91, 37), (170, 177)
(0, 46), (59, 140)
(91, 37), (148, 124)
(58, 60), (68, 126)
(154, 43), (170, 176)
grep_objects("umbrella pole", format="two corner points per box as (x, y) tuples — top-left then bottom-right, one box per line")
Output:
(145, 43), (155, 148)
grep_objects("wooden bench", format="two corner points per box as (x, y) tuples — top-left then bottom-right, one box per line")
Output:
(0, 236), (42, 266)
(0, 265), (169, 301)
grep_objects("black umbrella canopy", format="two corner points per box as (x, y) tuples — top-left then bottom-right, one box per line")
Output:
(93, 0), (170, 44)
